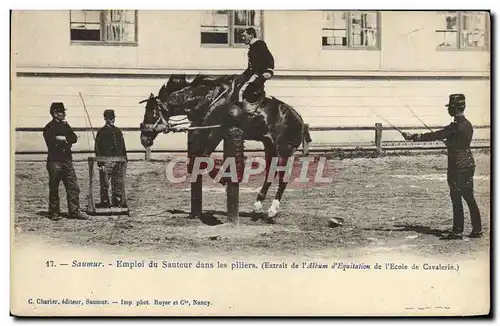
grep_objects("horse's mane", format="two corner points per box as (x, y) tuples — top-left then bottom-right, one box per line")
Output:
(158, 74), (189, 99)
(190, 74), (235, 87)
(158, 74), (237, 99)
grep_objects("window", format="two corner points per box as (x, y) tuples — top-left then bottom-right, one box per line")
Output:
(436, 11), (488, 50)
(322, 11), (379, 49)
(201, 10), (262, 46)
(70, 10), (137, 44)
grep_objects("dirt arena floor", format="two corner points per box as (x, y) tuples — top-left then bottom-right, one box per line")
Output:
(13, 151), (491, 258)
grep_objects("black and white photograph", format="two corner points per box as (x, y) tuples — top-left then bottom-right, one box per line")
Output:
(10, 8), (491, 316)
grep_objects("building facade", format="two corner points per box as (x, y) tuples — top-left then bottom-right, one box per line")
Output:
(12, 10), (490, 152)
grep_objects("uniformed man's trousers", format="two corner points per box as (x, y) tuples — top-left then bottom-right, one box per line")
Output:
(99, 162), (124, 206)
(46, 161), (80, 215)
(447, 167), (482, 234)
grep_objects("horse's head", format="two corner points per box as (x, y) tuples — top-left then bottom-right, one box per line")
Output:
(138, 85), (209, 148)
(139, 74), (234, 149)
(139, 93), (169, 148)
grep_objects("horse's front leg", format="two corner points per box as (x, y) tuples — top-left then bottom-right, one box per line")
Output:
(253, 136), (276, 213)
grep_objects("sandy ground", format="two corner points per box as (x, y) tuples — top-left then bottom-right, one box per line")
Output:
(13, 152), (490, 258)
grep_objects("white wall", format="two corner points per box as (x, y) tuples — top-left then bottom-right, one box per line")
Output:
(12, 10), (490, 73)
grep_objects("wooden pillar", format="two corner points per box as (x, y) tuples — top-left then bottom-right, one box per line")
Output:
(375, 123), (383, 154)
(145, 147), (151, 161)
(120, 161), (128, 208)
(224, 127), (244, 225)
(87, 157), (95, 214)
(188, 130), (202, 218)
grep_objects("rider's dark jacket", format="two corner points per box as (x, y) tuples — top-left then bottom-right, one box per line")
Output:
(243, 39), (275, 78)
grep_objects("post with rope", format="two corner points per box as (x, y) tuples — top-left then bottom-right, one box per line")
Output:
(375, 122), (383, 155)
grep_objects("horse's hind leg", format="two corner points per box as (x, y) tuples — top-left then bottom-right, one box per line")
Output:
(267, 145), (297, 223)
(252, 136), (276, 213)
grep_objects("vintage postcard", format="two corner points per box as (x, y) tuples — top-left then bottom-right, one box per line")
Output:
(10, 9), (491, 316)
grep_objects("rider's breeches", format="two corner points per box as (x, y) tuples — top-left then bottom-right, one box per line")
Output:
(239, 74), (265, 102)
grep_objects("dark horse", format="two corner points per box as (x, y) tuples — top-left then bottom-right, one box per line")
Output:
(139, 74), (311, 221)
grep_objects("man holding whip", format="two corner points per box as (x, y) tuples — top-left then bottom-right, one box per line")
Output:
(402, 94), (482, 240)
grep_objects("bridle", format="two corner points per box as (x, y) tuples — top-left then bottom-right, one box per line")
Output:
(149, 98), (173, 132)
(139, 96), (185, 134)
(140, 78), (236, 134)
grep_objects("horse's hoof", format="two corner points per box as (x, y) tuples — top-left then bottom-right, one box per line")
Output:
(217, 176), (230, 186)
(252, 201), (263, 212)
(327, 217), (344, 228)
(251, 215), (261, 222)
(265, 217), (276, 224)
(267, 199), (280, 218)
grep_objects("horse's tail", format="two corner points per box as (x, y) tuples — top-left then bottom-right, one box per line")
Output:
(302, 123), (312, 156)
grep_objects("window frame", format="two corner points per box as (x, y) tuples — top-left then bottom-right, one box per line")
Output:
(322, 11), (381, 51)
(69, 10), (139, 46)
(435, 11), (489, 51)
(200, 10), (264, 48)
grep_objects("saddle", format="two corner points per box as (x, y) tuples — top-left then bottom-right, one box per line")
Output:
(240, 91), (266, 115)
(231, 76), (267, 115)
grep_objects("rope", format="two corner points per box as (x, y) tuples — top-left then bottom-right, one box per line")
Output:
(172, 124), (222, 133)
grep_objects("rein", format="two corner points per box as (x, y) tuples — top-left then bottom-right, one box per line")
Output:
(208, 85), (230, 108)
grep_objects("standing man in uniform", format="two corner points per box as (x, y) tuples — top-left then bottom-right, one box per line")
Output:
(43, 102), (88, 221)
(403, 94), (482, 239)
(238, 27), (275, 107)
(95, 109), (128, 207)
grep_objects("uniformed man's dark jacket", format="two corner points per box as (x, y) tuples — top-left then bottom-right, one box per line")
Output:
(418, 115), (475, 170)
(43, 119), (78, 162)
(95, 124), (127, 159)
(243, 40), (274, 77)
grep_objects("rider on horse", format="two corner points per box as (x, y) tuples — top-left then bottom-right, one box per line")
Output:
(236, 27), (275, 113)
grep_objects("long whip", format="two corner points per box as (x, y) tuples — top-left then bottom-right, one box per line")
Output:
(79, 92), (96, 142)
(369, 107), (405, 136)
(399, 98), (434, 133)
(399, 98), (446, 145)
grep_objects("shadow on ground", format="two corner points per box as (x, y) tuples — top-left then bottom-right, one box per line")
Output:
(365, 223), (449, 238)
(35, 210), (70, 219)
(166, 209), (268, 225)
